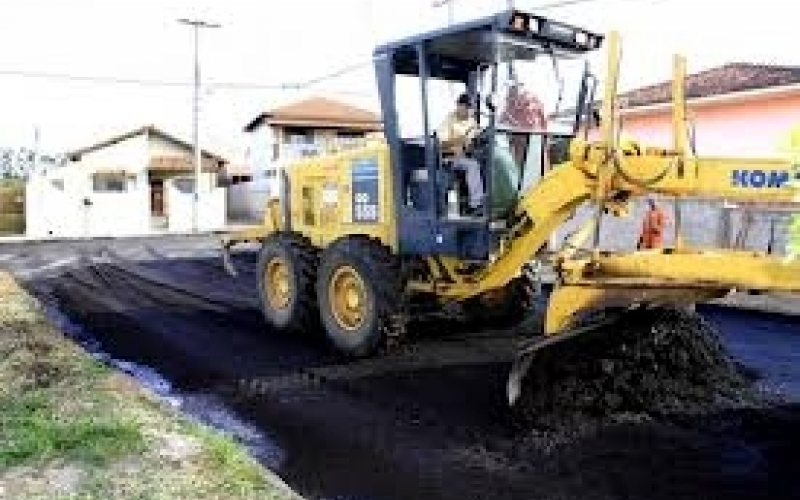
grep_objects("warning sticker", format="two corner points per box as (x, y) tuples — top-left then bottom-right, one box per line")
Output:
(322, 183), (338, 205)
(351, 158), (379, 223)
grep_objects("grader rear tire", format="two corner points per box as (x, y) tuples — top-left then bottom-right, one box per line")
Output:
(317, 236), (404, 358)
(256, 232), (319, 335)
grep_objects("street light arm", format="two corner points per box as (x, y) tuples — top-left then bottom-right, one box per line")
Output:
(178, 19), (222, 29)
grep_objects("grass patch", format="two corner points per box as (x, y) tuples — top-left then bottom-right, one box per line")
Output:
(0, 391), (144, 468)
(197, 429), (269, 496)
(0, 271), (299, 499)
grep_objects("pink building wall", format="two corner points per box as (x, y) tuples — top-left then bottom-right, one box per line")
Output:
(619, 92), (800, 157)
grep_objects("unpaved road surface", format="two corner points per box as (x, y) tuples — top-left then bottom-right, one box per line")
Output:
(3, 237), (800, 500)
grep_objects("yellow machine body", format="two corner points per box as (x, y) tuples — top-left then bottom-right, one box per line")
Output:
(222, 27), (800, 361)
(223, 143), (396, 251)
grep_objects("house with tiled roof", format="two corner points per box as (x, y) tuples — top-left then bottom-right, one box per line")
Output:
(242, 96), (382, 182)
(617, 62), (800, 157)
(244, 97), (383, 177)
(244, 96), (383, 133)
(26, 125), (229, 238)
(229, 96), (383, 221)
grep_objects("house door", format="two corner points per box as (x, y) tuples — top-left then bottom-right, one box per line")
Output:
(150, 180), (165, 216)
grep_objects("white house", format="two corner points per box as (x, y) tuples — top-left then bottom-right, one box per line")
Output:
(26, 125), (229, 238)
(227, 97), (383, 221)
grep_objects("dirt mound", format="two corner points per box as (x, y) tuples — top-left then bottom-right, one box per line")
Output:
(513, 307), (757, 430)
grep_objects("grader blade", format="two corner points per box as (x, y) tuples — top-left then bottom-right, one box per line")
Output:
(507, 283), (726, 406)
(507, 311), (624, 406)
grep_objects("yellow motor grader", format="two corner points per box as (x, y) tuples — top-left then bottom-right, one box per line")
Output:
(222, 9), (800, 404)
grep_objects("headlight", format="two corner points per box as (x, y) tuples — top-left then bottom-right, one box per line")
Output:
(575, 31), (589, 46)
(511, 14), (528, 32)
(547, 22), (574, 40)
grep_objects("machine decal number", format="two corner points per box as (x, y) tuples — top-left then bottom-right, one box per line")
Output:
(352, 158), (380, 223)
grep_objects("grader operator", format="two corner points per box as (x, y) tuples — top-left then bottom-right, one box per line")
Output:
(222, 9), (800, 405)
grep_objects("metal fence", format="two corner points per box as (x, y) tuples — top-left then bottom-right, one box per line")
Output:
(553, 197), (799, 257)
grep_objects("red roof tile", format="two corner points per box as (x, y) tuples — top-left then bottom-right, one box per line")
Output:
(619, 63), (800, 109)
(244, 97), (382, 132)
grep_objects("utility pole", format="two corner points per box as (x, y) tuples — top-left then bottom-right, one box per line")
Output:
(32, 126), (40, 177)
(178, 18), (220, 232)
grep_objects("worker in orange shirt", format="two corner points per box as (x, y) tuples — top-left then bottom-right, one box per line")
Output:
(637, 198), (667, 249)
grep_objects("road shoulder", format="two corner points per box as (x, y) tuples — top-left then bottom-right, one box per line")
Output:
(0, 271), (301, 500)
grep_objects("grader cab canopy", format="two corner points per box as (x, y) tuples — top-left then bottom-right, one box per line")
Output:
(371, 9), (604, 260)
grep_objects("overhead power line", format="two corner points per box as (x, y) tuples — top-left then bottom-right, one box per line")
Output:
(270, 0), (628, 91)
(0, 69), (381, 99)
(0, 69), (189, 87)
(0, 0), (639, 95)
(0, 69), (295, 90)
(532, 0), (607, 10)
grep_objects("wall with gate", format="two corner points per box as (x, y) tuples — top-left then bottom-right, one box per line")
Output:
(26, 167), (150, 238)
(166, 176), (227, 232)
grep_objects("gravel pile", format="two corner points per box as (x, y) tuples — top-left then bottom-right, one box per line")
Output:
(513, 306), (757, 430)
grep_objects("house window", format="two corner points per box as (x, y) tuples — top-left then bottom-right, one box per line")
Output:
(173, 178), (195, 194)
(336, 131), (366, 149)
(93, 173), (129, 192)
(231, 175), (252, 184)
(285, 128), (315, 145)
(337, 131), (364, 139)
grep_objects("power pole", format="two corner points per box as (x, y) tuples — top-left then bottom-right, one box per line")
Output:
(178, 18), (220, 233)
(33, 126), (40, 177)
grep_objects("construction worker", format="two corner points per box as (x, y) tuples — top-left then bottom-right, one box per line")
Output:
(638, 198), (666, 249)
(437, 93), (484, 216)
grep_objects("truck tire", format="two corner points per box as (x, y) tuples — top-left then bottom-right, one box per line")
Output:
(317, 236), (404, 357)
(256, 232), (319, 335)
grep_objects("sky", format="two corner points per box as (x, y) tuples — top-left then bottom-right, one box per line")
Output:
(0, 0), (795, 162)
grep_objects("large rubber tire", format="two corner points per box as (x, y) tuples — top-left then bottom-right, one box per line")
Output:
(317, 236), (404, 358)
(256, 232), (319, 335)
